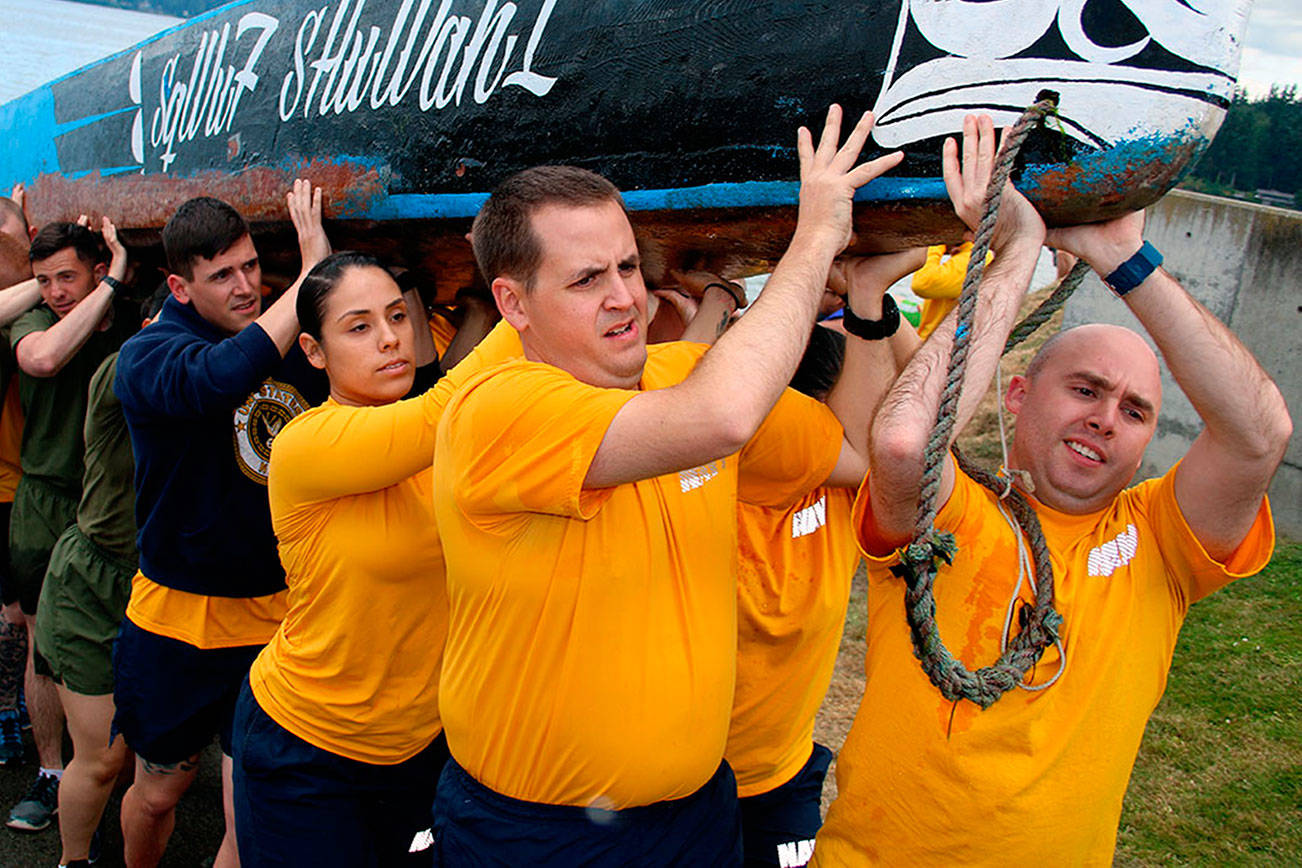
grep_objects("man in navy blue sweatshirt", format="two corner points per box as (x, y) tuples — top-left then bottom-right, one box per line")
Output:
(112, 181), (330, 868)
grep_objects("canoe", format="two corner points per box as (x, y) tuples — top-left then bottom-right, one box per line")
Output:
(0, 0), (1251, 296)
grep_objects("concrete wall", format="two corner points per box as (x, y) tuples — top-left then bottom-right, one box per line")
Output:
(1061, 190), (1301, 540)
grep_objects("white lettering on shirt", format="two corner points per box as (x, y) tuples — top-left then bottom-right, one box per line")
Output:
(679, 460), (722, 493)
(776, 838), (816, 868)
(790, 494), (828, 539)
(1087, 523), (1139, 577)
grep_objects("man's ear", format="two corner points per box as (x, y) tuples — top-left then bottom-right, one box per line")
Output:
(93, 262), (108, 283)
(166, 273), (190, 304)
(300, 332), (327, 371)
(1005, 374), (1029, 415)
(492, 277), (528, 332)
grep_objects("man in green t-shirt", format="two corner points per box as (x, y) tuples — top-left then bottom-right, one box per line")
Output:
(6, 219), (134, 834)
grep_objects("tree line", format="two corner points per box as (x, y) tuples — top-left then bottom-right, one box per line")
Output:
(1182, 85), (1302, 209)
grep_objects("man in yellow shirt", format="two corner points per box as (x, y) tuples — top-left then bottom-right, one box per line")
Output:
(432, 106), (905, 864)
(814, 115), (1291, 865)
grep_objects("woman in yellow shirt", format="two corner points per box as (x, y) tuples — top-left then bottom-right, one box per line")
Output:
(229, 252), (508, 867)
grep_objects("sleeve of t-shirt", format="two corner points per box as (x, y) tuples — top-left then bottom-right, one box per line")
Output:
(1142, 463), (1275, 609)
(425, 319), (523, 419)
(443, 362), (636, 521)
(852, 457), (977, 561)
(269, 393), (445, 508)
(114, 321), (281, 419)
(736, 387), (844, 510)
(10, 307), (55, 350)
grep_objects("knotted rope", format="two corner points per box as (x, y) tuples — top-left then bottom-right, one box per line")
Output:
(895, 97), (1092, 708)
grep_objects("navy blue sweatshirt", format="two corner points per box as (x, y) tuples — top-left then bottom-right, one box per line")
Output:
(115, 296), (327, 598)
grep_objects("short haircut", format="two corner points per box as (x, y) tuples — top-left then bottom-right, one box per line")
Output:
(790, 324), (846, 400)
(1024, 330), (1069, 380)
(296, 251), (388, 341)
(29, 222), (108, 268)
(162, 197), (251, 280)
(141, 280), (171, 322)
(471, 166), (626, 288)
(0, 198), (25, 232)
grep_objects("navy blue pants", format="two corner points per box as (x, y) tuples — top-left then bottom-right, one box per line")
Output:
(432, 757), (742, 867)
(738, 743), (833, 868)
(232, 680), (449, 868)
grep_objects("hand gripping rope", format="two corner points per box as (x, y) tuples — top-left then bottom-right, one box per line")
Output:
(893, 95), (1093, 709)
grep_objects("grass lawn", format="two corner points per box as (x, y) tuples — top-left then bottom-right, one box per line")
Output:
(1115, 541), (1302, 864)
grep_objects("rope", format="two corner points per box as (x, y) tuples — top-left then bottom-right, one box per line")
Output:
(894, 97), (1087, 709)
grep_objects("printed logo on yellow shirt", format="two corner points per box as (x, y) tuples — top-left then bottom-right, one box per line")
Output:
(790, 494), (827, 539)
(233, 379), (308, 484)
(1087, 523), (1139, 577)
(679, 459), (724, 493)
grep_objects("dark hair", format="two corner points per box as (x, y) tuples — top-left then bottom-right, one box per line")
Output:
(28, 222), (108, 268)
(296, 251), (388, 340)
(162, 197), (251, 280)
(790, 325), (846, 400)
(141, 280), (171, 322)
(471, 166), (626, 289)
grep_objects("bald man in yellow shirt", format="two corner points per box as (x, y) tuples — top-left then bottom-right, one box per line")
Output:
(814, 115), (1290, 866)
(431, 106), (908, 865)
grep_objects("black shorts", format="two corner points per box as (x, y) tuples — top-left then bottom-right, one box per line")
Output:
(233, 680), (449, 868)
(432, 757), (742, 866)
(112, 617), (263, 764)
(738, 743), (833, 868)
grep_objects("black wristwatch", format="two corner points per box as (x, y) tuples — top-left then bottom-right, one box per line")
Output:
(842, 294), (901, 340)
(100, 274), (125, 294)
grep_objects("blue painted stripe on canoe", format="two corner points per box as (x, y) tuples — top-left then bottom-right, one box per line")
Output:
(362, 177), (950, 220)
(54, 106), (137, 137)
(64, 165), (142, 180)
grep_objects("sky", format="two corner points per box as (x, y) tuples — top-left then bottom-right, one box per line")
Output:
(1236, 0), (1302, 98)
(0, 0), (1298, 106)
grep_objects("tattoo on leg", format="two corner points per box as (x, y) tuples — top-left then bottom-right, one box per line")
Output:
(142, 755), (200, 775)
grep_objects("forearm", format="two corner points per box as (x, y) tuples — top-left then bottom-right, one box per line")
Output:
(868, 236), (1041, 538)
(1125, 270), (1290, 462)
(826, 293), (895, 460)
(16, 283), (115, 376)
(677, 286), (735, 344)
(403, 289), (438, 368)
(254, 281), (301, 356)
(440, 306), (496, 371)
(0, 279), (41, 327)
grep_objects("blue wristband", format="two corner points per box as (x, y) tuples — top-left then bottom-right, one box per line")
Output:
(1103, 241), (1162, 297)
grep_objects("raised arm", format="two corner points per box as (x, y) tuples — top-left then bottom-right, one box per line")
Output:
(17, 216), (124, 377)
(822, 247), (928, 485)
(1047, 214), (1291, 560)
(253, 179), (332, 355)
(584, 106), (904, 488)
(0, 278), (42, 327)
(865, 115), (1046, 550)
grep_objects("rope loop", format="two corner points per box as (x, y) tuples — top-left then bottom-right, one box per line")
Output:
(900, 96), (1089, 708)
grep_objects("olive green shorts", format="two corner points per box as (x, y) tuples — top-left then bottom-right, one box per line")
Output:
(9, 475), (77, 615)
(34, 525), (135, 696)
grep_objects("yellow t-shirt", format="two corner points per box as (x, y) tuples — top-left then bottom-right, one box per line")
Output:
(429, 311), (458, 358)
(127, 322), (524, 651)
(727, 486), (860, 797)
(249, 320), (523, 765)
(0, 377), (23, 503)
(813, 464), (1275, 866)
(434, 341), (843, 809)
(911, 243), (991, 341)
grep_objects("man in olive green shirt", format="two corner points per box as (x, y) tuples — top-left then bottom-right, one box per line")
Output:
(6, 219), (134, 834)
